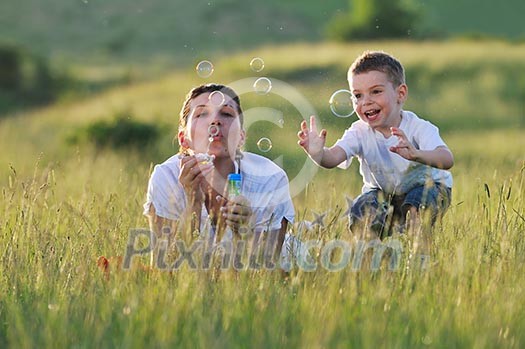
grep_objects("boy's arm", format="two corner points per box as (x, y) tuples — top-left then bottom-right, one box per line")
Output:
(390, 127), (454, 169)
(297, 116), (347, 168)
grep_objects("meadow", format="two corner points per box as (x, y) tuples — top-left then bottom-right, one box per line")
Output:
(1, 40), (525, 348)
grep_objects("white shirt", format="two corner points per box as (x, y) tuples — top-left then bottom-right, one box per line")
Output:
(143, 152), (295, 238)
(334, 110), (453, 195)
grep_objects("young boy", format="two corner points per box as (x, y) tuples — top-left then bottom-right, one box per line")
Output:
(297, 51), (453, 246)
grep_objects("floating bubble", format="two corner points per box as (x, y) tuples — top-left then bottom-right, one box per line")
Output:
(329, 89), (355, 118)
(196, 60), (214, 78)
(208, 90), (225, 106)
(250, 57), (265, 72)
(253, 77), (272, 95)
(257, 137), (273, 152)
(278, 118), (285, 126)
(208, 124), (220, 137)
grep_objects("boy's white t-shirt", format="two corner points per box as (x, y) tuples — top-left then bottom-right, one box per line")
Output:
(334, 110), (453, 195)
(143, 152), (295, 239)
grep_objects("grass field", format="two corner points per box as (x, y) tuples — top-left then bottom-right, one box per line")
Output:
(1, 40), (525, 348)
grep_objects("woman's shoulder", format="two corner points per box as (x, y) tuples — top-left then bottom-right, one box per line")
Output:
(152, 154), (181, 177)
(241, 152), (280, 168)
(241, 152), (287, 178)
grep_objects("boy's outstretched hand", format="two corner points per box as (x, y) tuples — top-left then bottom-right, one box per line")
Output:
(389, 127), (454, 169)
(389, 127), (418, 161)
(297, 115), (327, 164)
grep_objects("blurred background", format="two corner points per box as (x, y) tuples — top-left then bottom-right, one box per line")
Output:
(1, 0), (524, 180)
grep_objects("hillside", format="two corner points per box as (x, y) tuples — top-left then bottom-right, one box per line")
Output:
(1, 0), (525, 66)
(0, 0), (344, 64)
(1, 40), (524, 180)
(420, 0), (525, 39)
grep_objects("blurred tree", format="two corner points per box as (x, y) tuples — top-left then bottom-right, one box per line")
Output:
(326, 0), (421, 40)
(0, 43), (58, 113)
(0, 46), (21, 90)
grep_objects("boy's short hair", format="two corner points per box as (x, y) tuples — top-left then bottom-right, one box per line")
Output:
(348, 51), (405, 87)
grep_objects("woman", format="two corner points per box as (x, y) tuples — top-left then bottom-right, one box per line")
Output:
(144, 83), (294, 266)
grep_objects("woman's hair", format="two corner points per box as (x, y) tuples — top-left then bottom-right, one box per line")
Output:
(179, 83), (244, 132)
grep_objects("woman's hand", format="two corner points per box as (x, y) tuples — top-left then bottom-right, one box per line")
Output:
(179, 155), (214, 205)
(218, 195), (253, 236)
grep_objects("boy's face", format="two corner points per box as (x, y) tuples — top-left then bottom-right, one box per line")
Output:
(349, 70), (407, 135)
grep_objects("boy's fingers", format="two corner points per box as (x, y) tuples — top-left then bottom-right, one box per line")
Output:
(309, 115), (318, 133)
(300, 120), (308, 134)
(320, 129), (327, 139)
(389, 146), (402, 155)
(391, 127), (407, 140)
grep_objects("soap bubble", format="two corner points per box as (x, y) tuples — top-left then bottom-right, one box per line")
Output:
(250, 57), (265, 72)
(253, 77), (272, 95)
(208, 124), (220, 137)
(329, 89), (355, 118)
(196, 60), (214, 78)
(256, 137), (273, 152)
(208, 90), (225, 106)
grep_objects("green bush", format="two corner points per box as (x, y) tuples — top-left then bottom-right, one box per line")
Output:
(326, 0), (421, 41)
(68, 111), (163, 150)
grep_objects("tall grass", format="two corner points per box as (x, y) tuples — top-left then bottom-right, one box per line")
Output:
(1, 137), (524, 348)
(1, 41), (525, 348)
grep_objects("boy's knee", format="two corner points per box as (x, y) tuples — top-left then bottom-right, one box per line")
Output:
(407, 205), (418, 215)
(349, 202), (390, 239)
(399, 203), (417, 224)
(350, 191), (380, 220)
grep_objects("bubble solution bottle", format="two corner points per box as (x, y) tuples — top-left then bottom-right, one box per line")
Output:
(227, 173), (242, 199)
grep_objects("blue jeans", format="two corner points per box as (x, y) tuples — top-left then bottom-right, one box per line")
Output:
(349, 183), (452, 237)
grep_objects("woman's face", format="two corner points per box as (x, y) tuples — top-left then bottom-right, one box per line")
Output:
(180, 92), (245, 159)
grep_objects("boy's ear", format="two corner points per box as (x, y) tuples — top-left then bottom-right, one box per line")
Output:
(397, 84), (408, 104)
